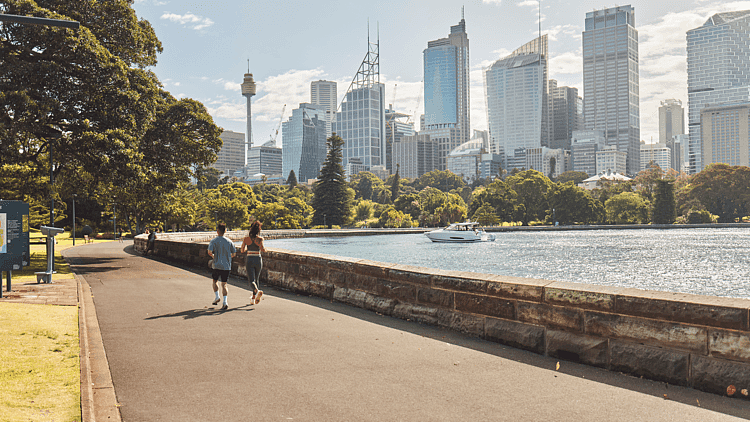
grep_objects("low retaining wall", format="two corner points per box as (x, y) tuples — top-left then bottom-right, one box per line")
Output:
(135, 231), (750, 399)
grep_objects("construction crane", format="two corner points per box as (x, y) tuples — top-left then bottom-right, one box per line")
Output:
(269, 104), (286, 146)
(407, 79), (423, 127)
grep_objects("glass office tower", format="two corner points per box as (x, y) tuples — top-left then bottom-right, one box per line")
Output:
(582, 5), (640, 176)
(484, 35), (549, 169)
(423, 17), (471, 170)
(281, 103), (328, 183)
(687, 10), (750, 173)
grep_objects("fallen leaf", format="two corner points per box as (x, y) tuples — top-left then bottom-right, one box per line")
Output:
(742, 389), (749, 396)
(663, 394), (668, 400)
(727, 385), (737, 396)
(696, 399), (700, 407)
(556, 362), (560, 371)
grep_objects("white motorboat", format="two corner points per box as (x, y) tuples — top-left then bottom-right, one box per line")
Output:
(424, 222), (496, 243)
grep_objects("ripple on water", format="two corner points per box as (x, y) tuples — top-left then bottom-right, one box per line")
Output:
(266, 228), (750, 299)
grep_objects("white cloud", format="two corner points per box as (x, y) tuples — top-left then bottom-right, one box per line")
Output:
(544, 24), (581, 42)
(160, 12), (214, 30)
(518, 0), (538, 7)
(482, 0), (502, 4)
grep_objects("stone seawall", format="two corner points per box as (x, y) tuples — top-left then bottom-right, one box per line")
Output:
(135, 231), (750, 399)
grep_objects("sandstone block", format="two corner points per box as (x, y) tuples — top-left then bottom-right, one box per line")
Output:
(518, 301), (583, 332)
(709, 329), (750, 363)
(387, 266), (432, 286)
(417, 288), (454, 309)
(432, 275), (488, 294)
(545, 282), (618, 312)
(437, 310), (484, 337)
(304, 279), (335, 299)
(546, 330), (608, 368)
(374, 279), (417, 302)
(363, 295), (397, 315)
(584, 311), (708, 354)
(486, 276), (546, 302)
(692, 355), (750, 398)
(484, 317), (545, 354)
(455, 292), (514, 319)
(610, 340), (689, 386)
(333, 287), (368, 309)
(393, 303), (439, 325)
(616, 294), (748, 330)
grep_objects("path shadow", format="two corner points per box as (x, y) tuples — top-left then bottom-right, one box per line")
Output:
(145, 304), (254, 320)
(65, 256), (123, 275)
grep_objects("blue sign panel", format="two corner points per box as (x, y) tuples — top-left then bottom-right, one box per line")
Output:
(0, 201), (30, 271)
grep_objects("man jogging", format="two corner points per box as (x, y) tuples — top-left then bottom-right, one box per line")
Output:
(207, 224), (236, 310)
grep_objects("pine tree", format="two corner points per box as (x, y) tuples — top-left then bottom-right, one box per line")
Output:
(287, 169), (298, 188)
(391, 164), (400, 202)
(312, 134), (351, 228)
(652, 179), (676, 224)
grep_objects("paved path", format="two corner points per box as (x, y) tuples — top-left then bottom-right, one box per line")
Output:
(64, 241), (750, 421)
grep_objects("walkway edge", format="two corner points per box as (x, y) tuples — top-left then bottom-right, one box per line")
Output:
(77, 273), (122, 421)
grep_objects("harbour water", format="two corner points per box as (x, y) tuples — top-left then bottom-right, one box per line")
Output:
(266, 228), (750, 299)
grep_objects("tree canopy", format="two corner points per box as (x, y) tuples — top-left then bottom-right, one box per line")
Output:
(312, 134), (353, 227)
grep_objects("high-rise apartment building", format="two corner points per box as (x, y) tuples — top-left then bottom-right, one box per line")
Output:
(640, 142), (671, 171)
(571, 130), (606, 176)
(333, 35), (386, 176)
(596, 145), (627, 175)
(385, 106), (415, 173)
(582, 5), (640, 176)
(246, 140), (282, 178)
(549, 79), (583, 150)
(423, 17), (471, 170)
(701, 102), (750, 167)
(484, 35), (549, 170)
(311, 80), (337, 139)
(659, 99), (684, 144)
(687, 10), (750, 173)
(282, 103), (328, 183)
(392, 134), (437, 179)
(215, 130), (247, 176)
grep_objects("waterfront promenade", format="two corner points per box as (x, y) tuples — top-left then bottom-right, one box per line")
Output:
(60, 240), (750, 421)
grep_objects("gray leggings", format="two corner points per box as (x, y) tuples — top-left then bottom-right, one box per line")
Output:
(245, 255), (262, 289)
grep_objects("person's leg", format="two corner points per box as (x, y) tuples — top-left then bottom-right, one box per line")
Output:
(211, 269), (221, 305)
(252, 257), (263, 304)
(220, 270), (230, 310)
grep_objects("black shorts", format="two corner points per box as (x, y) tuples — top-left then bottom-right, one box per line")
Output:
(212, 268), (230, 283)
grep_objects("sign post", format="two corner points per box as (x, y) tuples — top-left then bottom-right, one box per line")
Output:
(0, 201), (30, 297)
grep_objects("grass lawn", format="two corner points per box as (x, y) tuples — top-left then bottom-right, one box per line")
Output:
(0, 302), (80, 421)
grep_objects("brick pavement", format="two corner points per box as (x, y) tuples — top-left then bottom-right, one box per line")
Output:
(1, 276), (78, 306)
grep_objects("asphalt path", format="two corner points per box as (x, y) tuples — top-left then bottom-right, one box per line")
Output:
(64, 241), (750, 421)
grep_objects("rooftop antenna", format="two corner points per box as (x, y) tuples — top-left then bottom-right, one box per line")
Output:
(462, 5), (465, 20)
(247, 58), (250, 73)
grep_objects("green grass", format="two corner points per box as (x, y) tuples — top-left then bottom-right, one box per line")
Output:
(0, 302), (80, 421)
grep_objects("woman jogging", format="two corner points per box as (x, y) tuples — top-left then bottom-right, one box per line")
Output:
(240, 221), (266, 304)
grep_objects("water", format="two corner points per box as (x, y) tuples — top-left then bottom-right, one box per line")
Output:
(266, 228), (750, 299)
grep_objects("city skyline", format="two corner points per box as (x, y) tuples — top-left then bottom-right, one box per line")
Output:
(131, 0), (750, 153)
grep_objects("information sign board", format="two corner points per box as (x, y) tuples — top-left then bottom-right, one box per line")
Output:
(0, 201), (30, 271)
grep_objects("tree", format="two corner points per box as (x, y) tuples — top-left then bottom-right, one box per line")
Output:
(393, 193), (422, 220)
(414, 170), (466, 192)
(391, 164), (400, 202)
(350, 171), (386, 202)
(1, 1), (221, 234)
(207, 197), (249, 230)
(556, 171), (589, 186)
(685, 163), (750, 223)
(377, 206), (414, 228)
(196, 167), (222, 191)
(312, 134), (352, 228)
(286, 170), (298, 188)
(472, 202), (499, 226)
(652, 179), (676, 224)
(506, 169), (554, 225)
(549, 182), (604, 225)
(354, 200), (375, 223)
(468, 179), (518, 223)
(605, 192), (649, 224)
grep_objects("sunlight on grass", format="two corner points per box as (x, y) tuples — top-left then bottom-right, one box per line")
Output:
(0, 303), (80, 421)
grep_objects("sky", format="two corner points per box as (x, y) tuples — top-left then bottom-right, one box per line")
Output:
(131, 0), (750, 150)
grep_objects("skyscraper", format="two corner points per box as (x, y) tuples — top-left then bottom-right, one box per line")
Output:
(246, 140), (282, 178)
(582, 5), (640, 176)
(484, 35), (549, 170)
(687, 10), (750, 173)
(215, 130), (246, 176)
(333, 33), (386, 175)
(422, 16), (471, 170)
(282, 103), (328, 183)
(385, 106), (415, 173)
(311, 80), (337, 139)
(241, 71), (257, 148)
(658, 99), (684, 144)
(549, 79), (583, 150)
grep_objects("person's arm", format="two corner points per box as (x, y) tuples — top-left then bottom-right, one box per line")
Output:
(207, 242), (214, 258)
(230, 242), (237, 258)
(239, 238), (249, 254)
(258, 237), (267, 253)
